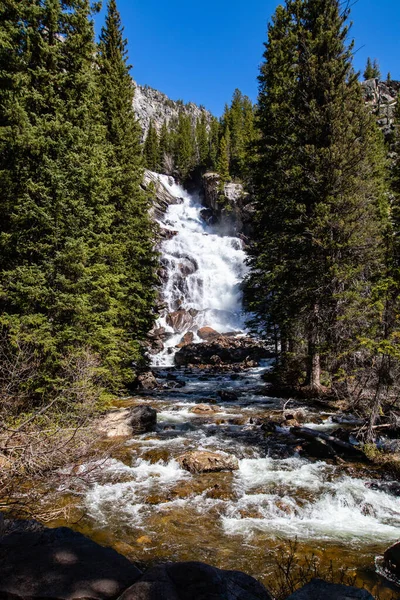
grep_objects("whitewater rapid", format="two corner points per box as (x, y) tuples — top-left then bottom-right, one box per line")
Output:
(151, 174), (248, 365)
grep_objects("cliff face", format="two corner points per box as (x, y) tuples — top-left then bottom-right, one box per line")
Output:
(361, 79), (400, 139)
(133, 83), (212, 141)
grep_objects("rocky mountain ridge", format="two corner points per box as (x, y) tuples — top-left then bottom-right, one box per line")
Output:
(133, 82), (213, 141)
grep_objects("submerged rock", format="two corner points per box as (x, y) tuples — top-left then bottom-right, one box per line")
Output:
(190, 404), (221, 414)
(119, 561), (273, 600)
(286, 578), (374, 599)
(177, 450), (239, 473)
(0, 522), (142, 600)
(218, 389), (240, 402)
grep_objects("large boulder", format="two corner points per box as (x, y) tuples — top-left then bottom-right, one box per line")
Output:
(0, 522), (141, 600)
(197, 326), (221, 341)
(177, 450), (239, 473)
(99, 405), (157, 438)
(176, 331), (194, 348)
(175, 335), (272, 367)
(286, 579), (374, 599)
(135, 371), (158, 390)
(130, 405), (157, 434)
(119, 561), (272, 600)
(384, 540), (400, 580)
(166, 309), (198, 333)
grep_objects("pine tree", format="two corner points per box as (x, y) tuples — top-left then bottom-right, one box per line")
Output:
(364, 56), (381, 80)
(217, 132), (230, 187)
(143, 120), (160, 171)
(98, 0), (158, 384)
(0, 0), (137, 401)
(174, 112), (195, 180)
(208, 117), (220, 171)
(195, 113), (209, 168)
(158, 120), (171, 172)
(245, 0), (388, 392)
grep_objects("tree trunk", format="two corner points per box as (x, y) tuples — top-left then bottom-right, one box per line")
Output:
(306, 304), (321, 391)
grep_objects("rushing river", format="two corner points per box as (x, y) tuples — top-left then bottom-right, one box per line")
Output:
(48, 177), (400, 598)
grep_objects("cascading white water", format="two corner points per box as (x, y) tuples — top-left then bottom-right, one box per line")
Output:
(151, 173), (248, 366)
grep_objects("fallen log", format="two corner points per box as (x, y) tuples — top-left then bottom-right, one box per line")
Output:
(290, 426), (367, 460)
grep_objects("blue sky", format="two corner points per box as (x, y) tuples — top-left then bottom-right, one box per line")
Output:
(94, 0), (400, 116)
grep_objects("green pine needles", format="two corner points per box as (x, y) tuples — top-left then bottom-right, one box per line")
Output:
(245, 0), (390, 396)
(0, 0), (157, 410)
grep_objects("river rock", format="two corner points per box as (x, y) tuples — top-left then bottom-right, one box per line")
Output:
(166, 309), (198, 333)
(384, 541), (400, 579)
(0, 522), (142, 600)
(190, 404), (221, 414)
(286, 578), (374, 599)
(218, 389), (239, 401)
(176, 331), (194, 348)
(99, 405), (157, 438)
(197, 326), (221, 341)
(177, 450), (239, 473)
(175, 335), (272, 367)
(130, 405), (157, 434)
(119, 561), (273, 600)
(135, 371), (158, 390)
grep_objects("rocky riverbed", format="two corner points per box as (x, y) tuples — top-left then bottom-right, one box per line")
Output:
(28, 362), (400, 599)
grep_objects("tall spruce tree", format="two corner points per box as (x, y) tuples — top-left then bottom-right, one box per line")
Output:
(0, 0), (126, 401)
(98, 0), (158, 384)
(143, 119), (160, 171)
(245, 0), (388, 392)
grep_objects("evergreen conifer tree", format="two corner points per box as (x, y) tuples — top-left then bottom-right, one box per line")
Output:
(0, 0), (124, 399)
(245, 0), (387, 391)
(143, 120), (160, 171)
(174, 112), (195, 180)
(98, 0), (158, 384)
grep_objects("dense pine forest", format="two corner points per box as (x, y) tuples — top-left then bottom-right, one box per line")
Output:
(1, 1), (400, 598)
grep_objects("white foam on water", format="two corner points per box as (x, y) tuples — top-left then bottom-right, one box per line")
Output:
(221, 457), (400, 543)
(85, 457), (190, 527)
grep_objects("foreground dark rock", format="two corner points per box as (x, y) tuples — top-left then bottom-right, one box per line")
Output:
(119, 561), (273, 600)
(175, 335), (272, 367)
(384, 541), (400, 580)
(130, 405), (157, 434)
(286, 578), (374, 599)
(0, 522), (142, 600)
(177, 450), (239, 473)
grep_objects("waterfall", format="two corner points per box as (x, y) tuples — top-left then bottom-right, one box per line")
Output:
(151, 173), (248, 366)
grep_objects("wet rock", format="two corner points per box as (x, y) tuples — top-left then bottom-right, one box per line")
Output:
(177, 450), (239, 473)
(384, 541), (400, 579)
(218, 389), (239, 402)
(130, 405), (157, 434)
(380, 439), (400, 453)
(190, 404), (221, 415)
(286, 578), (374, 599)
(99, 406), (156, 438)
(291, 427), (366, 460)
(176, 331), (194, 348)
(197, 326), (221, 341)
(166, 309), (198, 333)
(366, 480), (400, 496)
(119, 561), (272, 600)
(0, 522), (142, 600)
(175, 335), (272, 367)
(135, 371), (158, 390)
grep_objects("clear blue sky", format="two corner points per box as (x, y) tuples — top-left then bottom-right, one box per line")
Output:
(93, 0), (400, 117)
